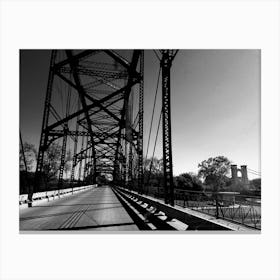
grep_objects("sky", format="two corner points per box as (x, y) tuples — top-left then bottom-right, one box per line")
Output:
(20, 49), (261, 179)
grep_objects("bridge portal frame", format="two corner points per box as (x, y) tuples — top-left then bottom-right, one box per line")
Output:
(30, 50), (143, 204)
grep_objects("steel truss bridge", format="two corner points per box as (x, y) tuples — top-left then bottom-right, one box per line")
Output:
(20, 50), (261, 231)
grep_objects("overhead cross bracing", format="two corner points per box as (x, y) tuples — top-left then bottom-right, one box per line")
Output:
(30, 50), (144, 200)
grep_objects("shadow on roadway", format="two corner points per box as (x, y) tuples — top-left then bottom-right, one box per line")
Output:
(46, 222), (136, 230)
(20, 205), (123, 221)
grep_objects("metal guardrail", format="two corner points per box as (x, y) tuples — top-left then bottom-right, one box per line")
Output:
(173, 190), (261, 229)
(116, 187), (253, 231)
(134, 186), (261, 230)
(19, 184), (97, 205)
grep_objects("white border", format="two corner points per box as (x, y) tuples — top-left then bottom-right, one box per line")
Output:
(1, 1), (279, 280)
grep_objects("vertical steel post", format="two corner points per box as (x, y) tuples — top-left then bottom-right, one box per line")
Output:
(70, 102), (80, 192)
(58, 131), (67, 194)
(138, 50), (144, 193)
(113, 129), (121, 183)
(128, 144), (133, 188)
(31, 50), (57, 203)
(161, 50), (174, 206)
(70, 138), (77, 193)
(124, 137), (128, 186)
(78, 132), (85, 185)
(128, 91), (134, 187)
(83, 136), (90, 183)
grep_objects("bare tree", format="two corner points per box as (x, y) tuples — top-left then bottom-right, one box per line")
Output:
(19, 142), (37, 172)
(43, 143), (72, 183)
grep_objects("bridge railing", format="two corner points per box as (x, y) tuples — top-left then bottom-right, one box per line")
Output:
(173, 190), (261, 229)
(139, 186), (261, 229)
(19, 184), (97, 206)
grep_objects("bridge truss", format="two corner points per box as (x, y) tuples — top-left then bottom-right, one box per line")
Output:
(30, 49), (177, 206)
(29, 50), (143, 198)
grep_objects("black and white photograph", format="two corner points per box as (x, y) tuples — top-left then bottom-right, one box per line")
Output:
(19, 49), (261, 232)
(1, 1), (280, 280)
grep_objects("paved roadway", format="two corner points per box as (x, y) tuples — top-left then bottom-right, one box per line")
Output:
(20, 186), (139, 231)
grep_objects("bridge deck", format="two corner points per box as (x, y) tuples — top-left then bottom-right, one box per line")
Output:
(20, 186), (139, 231)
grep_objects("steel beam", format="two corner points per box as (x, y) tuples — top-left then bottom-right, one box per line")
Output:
(66, 50), (97, 183)
(137, 50), (144, 193)
(160, 50), (175, 206)
(31, 50), (57, 202)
